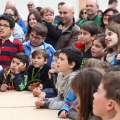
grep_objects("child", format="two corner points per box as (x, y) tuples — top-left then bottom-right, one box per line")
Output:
(91, 34), (106, 59)
(0, 52), (29, 91)
(103, 24), (120, 64)
(27, 49), (50, 91)
(35, 47), (83, 110)
(40, 7), (62, 48)
(0, 15), (24, 69)
(93, 71), (120, 120)
(33, 51), (60, 98)
(71, 68), (103, 120)
(23, 23), (55, 65)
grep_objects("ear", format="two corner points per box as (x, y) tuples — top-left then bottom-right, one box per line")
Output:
(10, 27), (15, 34)
(69, 61), (76, 69)
(91, 34), (97, 41)
(44, 59), (48, 64)
(42, 37), (46, 41)
(106, 100), (115, 111)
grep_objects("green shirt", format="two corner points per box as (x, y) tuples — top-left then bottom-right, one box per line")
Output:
(77, 15), (102, 27)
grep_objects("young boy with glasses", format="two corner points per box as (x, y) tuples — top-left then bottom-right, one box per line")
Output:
(0, 15), (24, 69)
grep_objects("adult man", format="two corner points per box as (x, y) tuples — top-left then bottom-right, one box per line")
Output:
(108, 0), (118, 9)
(27, 1), (36, 13)
(78, 0), (101, 27)
(55, 3), (80, 50)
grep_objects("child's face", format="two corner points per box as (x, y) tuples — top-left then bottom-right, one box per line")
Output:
(91, 39), (104, 59)
(41, 11), (54, 23)
(105, 29), (118, 49)
(93, 82), (111, 118)
(30, 31), (44, 46)
(57, 53), (72, 76)
(51, 56), (58, 72)
(0, 20), (13, 39)
(29, 14), (37, 28)
(78, 29), (93, 45)
(4, 9), (16, 20)
(32, 54), (47, 68)
(10, 58), (23, 74)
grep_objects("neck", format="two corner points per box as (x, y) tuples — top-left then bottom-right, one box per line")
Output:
(88, 13), (97, 20)
(85, 42), (92, 52)
(62, 69), (73, 77)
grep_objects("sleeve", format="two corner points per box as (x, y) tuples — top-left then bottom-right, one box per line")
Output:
(18, 41), (25, 53)
(14, 72), (28, 91)
(112, 54), (120, 65)
(0, 69), (4, 85)
(58, 90), (76, 115)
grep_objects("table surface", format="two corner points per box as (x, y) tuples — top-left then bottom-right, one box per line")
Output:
(0, 90), (70, 120)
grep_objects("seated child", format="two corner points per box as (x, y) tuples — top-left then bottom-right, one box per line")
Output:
(27, 49), (50, 91)
(35, 47), (83, 110)
(33, 50), (60, 98)
(23, 23), (55, 65)
(40, 7), (62, 48)
(0, 52), (29, 91)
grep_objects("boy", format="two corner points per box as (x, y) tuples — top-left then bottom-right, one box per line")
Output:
(78, 21), (99, 67)
(0, 52), (29, 92)
(23, 23), (55, 65)
(35, 47), (83, 110)
(0, 15), (24, 69)
(27, 49), (51, 91)
(40, 7), (62, 48)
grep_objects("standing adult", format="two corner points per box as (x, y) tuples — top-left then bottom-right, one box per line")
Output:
(27, 1), (36, 13)
(108, 0), (118, 9)
(77, 0), (101, 27)
(55, 3), (80, 50)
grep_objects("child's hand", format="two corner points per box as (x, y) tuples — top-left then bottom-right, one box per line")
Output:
(1, 84), (7, 92)
(59, 110), (68, 118)
(15, 63), (26, 74)
(48, 69), (55, 79)
(33, 87), (41, 97)
(35, 98), (45, 109)
(117, 54), (120, 61)
(58, 24), (63, 30)
(28, 85), (36, 91)
(39, 84), (43, 90)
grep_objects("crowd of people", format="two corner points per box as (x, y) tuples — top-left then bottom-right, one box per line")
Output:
(0, 0), (120, 120)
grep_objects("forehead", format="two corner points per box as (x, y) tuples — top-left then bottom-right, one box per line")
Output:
(86, 0), (97, 6)
(5, 9), (14, 14)
(0, 20), (9, 25)
(59, 5), (71, 12)
(12, 57), (21, 63)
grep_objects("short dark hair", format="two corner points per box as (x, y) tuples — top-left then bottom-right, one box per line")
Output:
(36, 7), (42, 12)
(31, 23), (48, 37)
(60, 47), (83, 71)
(58, 2), (65, 6)
(0, 15), (15, 28)
(108, 0), (118, 5)
(108, 13), (120, 24)
(32, 49), (49, 60)
(80, 21), (99, 36)
(14, 52), (29, 68)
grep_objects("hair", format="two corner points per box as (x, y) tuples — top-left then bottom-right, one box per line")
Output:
(97, 10), (103, 16)
(71, 68), (103, 120)
(58, 2), (65, 6)
(5, 6), (19, 23)
(27, 11), (42, 35)
(106, 65), (120, 72)
(80, 21), (99, 36)
(60, 47), (83, 71)
(36, 7), (42, 12)
(101, 8), (119, 27)
(115, 90), (120, 105)
(101, 71), (120, 101)
(108, 0), (118, 5)
(53, 50), (61, 58)
(0, 15), (15, 28)
(40, 7), (54, 17)
(83, 58), (110, 70)
(104, 24), (120, 54)
(108, 13), (120, 24)
(31, 23), (48, 37)
(94, 34), (106, 48)
(79, 8), (86, 19)
(13, 52), (29, 68)
(32, 49), (49, 60)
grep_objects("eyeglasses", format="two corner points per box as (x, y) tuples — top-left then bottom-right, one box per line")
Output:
(4, 13), (15, 17)
(30, 33), (42, 41)
(0, 23), (10, 28)
(81, 12), (87, 15)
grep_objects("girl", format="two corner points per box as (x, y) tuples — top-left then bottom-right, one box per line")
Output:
(71, 68), (103, 120)
(103, 24), (120, 64)
(91, 34), (106, 60)
(25, 11), (42, 40)
(93, 71), (120, 120)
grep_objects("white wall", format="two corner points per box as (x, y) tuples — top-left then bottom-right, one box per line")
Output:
(0, 0), (120, 21)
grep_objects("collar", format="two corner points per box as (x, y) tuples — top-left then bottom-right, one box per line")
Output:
(87, 14), (98, 20)
(8, 35), (14, 43)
